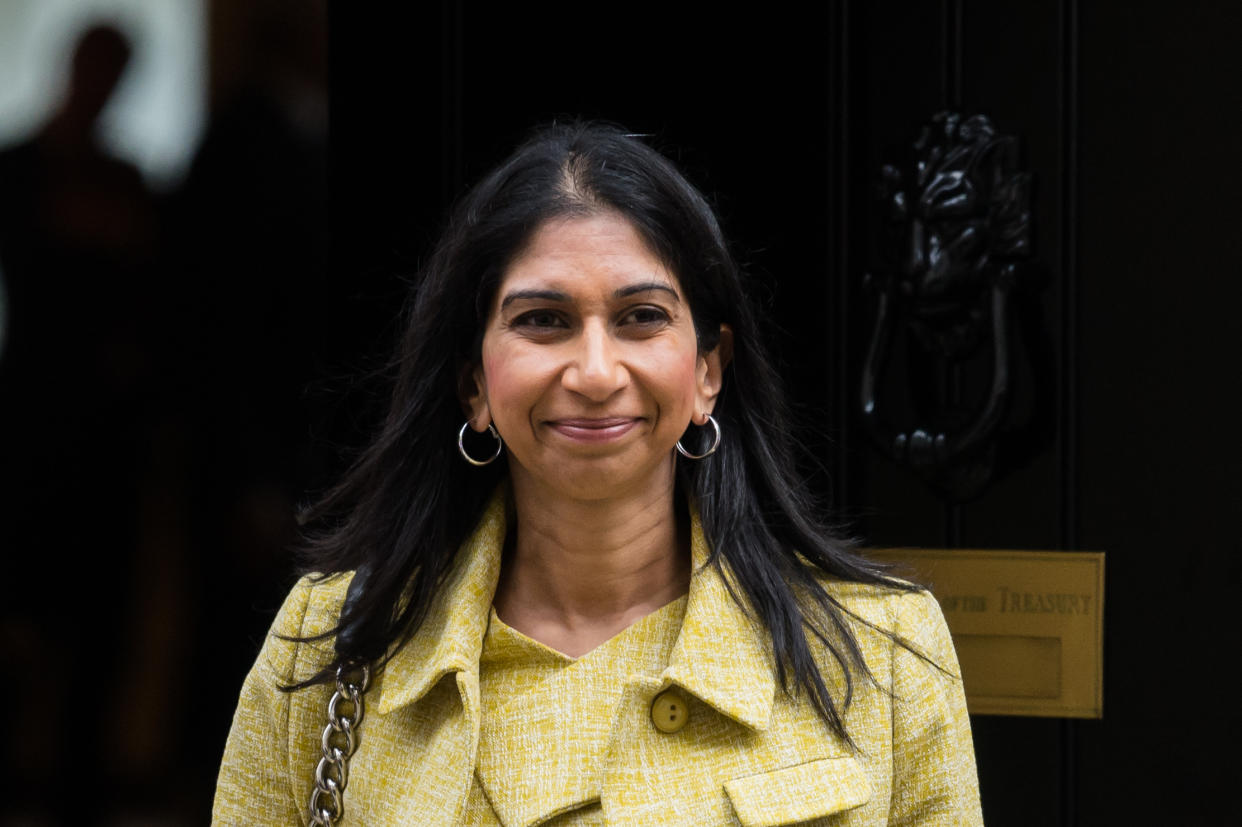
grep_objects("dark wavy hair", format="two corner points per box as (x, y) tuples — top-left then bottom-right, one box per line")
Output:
(296, 121), (916, 742)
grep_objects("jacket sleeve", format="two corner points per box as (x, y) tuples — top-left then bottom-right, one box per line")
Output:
(888, 589), (984, 826)
(211, 578), (315, 826)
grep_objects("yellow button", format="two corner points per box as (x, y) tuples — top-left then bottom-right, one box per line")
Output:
(650, 690), (689, 733)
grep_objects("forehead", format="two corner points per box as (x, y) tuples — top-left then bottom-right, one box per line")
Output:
(499, 213), (683, 297)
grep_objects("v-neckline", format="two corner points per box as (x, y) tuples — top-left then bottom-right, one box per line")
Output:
(482, 592), (688, 664)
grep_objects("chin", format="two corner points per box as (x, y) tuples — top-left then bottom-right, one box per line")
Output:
(515, 454), (677, 503)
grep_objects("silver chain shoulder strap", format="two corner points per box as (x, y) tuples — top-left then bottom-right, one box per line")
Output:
(308, 661), (371, 826)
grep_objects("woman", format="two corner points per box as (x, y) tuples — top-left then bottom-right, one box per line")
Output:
(213, 122), (982, 825)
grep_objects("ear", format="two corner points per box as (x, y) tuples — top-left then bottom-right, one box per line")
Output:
(693, 324), (733, 424)
(458, 361), (492, 431)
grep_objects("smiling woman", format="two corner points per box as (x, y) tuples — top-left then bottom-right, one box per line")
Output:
(213, 122), (983, 826)
(473, 214), (720, 495)
(470, 212), (727, 657)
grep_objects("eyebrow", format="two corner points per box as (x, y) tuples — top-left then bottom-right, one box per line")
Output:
(499, 282), (681, 309)
(615, 282), (681, 301)
(499, 289), (568, 309)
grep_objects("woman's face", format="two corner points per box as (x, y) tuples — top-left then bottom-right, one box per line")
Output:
(466, 211), (727, 502)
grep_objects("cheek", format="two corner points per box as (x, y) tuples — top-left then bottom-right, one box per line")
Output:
(652, 349), (702, 409)
(480, 346), (548, 416)
(480, 351), (514, 409)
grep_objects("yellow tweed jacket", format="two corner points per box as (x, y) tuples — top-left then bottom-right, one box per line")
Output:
(213, 494), (983, 826)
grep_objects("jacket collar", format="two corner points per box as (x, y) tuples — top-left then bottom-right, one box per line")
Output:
(374, 486), (776, 731)
(664, 518), (776, 730)
(374, 492), (506, 715)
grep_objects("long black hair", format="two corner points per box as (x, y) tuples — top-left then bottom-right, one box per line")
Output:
(296, 121), (917, 742)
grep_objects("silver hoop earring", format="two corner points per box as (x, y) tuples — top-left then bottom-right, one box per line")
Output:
(458, 421), (503, 466)
(676, 414), (721, 460)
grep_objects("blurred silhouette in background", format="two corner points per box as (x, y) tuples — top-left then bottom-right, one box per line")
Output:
(0, 21), (162, 821)
(0, 3), (333, 821)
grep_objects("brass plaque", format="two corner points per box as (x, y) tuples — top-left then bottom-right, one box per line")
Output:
(867, 548), (1105, 718)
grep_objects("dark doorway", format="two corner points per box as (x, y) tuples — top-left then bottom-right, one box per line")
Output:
(328, 2), (1240, 823)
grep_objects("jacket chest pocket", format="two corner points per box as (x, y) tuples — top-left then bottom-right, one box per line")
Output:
(723, 757), (873, 827)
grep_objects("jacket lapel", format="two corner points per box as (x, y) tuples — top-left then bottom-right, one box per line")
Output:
(365, 489), (507, 824)
(661, 509), (776, 731)
(375, 492), (507, 715)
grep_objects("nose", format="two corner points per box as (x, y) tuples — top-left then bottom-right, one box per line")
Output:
(561, 320), (628, 401)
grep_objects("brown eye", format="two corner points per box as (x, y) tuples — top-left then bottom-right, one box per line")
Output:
(621, 306), (670, 326)
(514, 310), (567, 329)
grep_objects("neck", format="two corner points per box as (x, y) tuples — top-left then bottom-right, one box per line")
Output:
(493, 466), (689, 656)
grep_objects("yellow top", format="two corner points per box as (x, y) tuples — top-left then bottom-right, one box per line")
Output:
(212, 490), (983, 825)
(467, 597), (687, 825)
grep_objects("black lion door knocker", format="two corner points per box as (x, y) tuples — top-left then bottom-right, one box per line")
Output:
(860, 112), (1035, 501)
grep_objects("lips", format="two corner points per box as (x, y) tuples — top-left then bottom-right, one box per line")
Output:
(545, 417), (641, 443)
